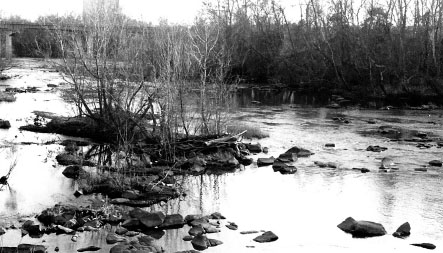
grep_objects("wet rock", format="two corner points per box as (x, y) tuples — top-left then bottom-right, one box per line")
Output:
(55, 246), (59, 252)
(142, 228), (165, 239)
(285, 146), (313, 157)
(337, 217), (387, 238)
(380, 157), (394, 169)
(314, 161), (327, 168)
(246, 143), (262, 153)
(257, 157), (275, 166)
(263, 147), (269, 153)
(73, 190), (83, 198)
(366, 146), (388, 152)
(415, 168), (428, 172)
(361, 168), (370, 173)
(106, 233), (126, 244)
(277, 152), (297, 162)
(188, 157), (207, 173)
(77, 246), (101, 252)
(240, 230), (259, 234)
(115, 227), (128, 235)
(184, 214), (203, 224)
(273, 162), (297, 174)
(22, 220), (42, 237)
(37, 210), (55, 226)
(191, 234), (209, 250)
(416, 132), (428, 138)
(429, 160), (442, 167)
(226, 222), (238, 230)
(125, 231), (139, 237)
(159, 214), (184, 229)
(210, 212), (226, 220)
(56, 153), (95, 166)
(411, 243), (436, 250)
(239, 157), (253, 166)
(189, 217), (209, 227)
(332, 117), (350, 123)
(204, 226), (220, 233)
(367, 119), (376, 124)
(62, 165), (85, 179)
(109, 244), (131, 253)
(208, 238), (223, 247)
(253, 231), (279, 243)
(327, 162), (338, 168)
(183, 235), (194, 241)
(0, 119), (11, 129)
(325, 143), (335, 147)
(393, 222), (411, 238)
(189, 226), (205, 236)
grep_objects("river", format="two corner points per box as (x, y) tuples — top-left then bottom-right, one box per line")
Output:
(0, 58), (442, 252)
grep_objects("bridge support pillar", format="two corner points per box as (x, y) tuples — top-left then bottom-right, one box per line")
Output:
(5, 31), (13, 59)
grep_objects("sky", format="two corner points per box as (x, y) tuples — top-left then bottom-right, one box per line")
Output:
(0, 0), (204, 24)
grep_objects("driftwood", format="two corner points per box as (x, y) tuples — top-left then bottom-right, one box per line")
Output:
(204, 131), (247, 146)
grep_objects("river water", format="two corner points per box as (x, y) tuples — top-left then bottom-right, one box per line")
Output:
(0, 59), (442, 252)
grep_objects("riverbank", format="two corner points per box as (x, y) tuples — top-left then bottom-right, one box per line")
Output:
(0, 58), (442, 252)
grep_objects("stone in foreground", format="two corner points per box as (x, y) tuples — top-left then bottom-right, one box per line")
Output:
(337, 217), (386, 238)
(411, 243), (436, 250)
(253, 231), (278, 243)
(392, 222), (411, 238)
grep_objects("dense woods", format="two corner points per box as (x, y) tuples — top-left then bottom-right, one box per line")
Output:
(4, 0), (443, 99)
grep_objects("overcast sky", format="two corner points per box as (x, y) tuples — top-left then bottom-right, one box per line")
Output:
(0, 0), (204, 24)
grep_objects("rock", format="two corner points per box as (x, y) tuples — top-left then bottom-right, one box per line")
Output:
(393, 222), (411, 238)
(22, 220), (41, 237)
(314, 161), (327, 168)
(77, 246), (101, 252)
(208, 238), (223, 247)
(56, 153), (95, 166)
(129, 207), (148, 219)
(189, 226), (205, 236)
(262, 147), (269, 153)
(138, 235), (156, 246)
(183, 235), (194, 241)
(253, 231), (278, 243)
(246, 143), (262, 153)
(416, 132), (428, 138)
(240, 230), (259, 234)
(159, 214), (184, 229)
(210, 212), (226, 220)
(109, 244), (131, 253)
(184, 214), (203, 224)
(279, 165), (297, 174)
(188, 157), (207, 173)
(106, 232), (126, 244)
(189, 217), (209, 227)
(73, 190), (83, 198)
(62, 165), (85, 179)
(204, 226), (220, 233)
(55, 246), (59, 252)
(366, 145), (388, 152)
(380, 157), (394, 169)
(139, 211), (165, 228)
(125, 231), (139, 237)
(141, 228), (165, 239)
(37, 210), (55, 226)
(0, 120), (11, 129)
(226, 222), (238, 230)
(191, 234), (209, 251)
(361, 168), (370, 173)
(415, 168), (428, 172)
(285, 146), (312, 157)
(325, 143), (335, 147)
(257, 157), (275, 166)
(367, 119), (376, 124)
(411, 243), (436, 250)
(239, 157), (253, 166)
(429, 160), (442, 167)
(115, 227), (128, 235)
(278, 152), (297, 162)
(337, 217), (387, 238)
(47, 83), (58, 88)
(327, 162), (338, 168)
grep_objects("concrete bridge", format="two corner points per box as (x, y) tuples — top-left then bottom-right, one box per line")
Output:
(0, 21), (147, 59)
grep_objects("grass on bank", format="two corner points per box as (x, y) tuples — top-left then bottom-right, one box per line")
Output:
(227, 123), (269, 139)
(0, 92), (16, 102)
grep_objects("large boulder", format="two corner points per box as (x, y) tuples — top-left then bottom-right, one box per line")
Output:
(257, 157), (275, 166)
(253, 231), (279, 243)
(139, 211), (166, 228)
(284, 146), (312, 157)
(191, 234), (209, 251)
(337, 217), (387, 238)
(246, 143), (262, 153)
(159, 214), (185, 229)
(429, 160), (442, 167)
(62, 165), (85, 179)
(0, 120), (11, 129)
(393, 222), (411, 238)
